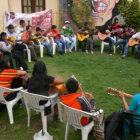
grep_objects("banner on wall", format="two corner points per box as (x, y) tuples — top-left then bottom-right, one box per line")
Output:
(4, 10), (52, 30)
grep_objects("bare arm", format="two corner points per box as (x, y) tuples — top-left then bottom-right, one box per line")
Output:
(54, 78), (64, 85)
(17, 70), (27, 76)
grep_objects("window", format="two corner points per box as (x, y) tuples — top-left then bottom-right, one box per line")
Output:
(22, 0), (45, 13)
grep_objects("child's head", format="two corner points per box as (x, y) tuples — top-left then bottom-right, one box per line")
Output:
(66, 78), (79, 94)
(7, 24), (15, 33)
(36, 27), (42, 34)
(51, 25), (57, 31)
(0, 32), (7, 40)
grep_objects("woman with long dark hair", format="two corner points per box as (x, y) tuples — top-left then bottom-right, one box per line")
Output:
(28, 61), (64, 119)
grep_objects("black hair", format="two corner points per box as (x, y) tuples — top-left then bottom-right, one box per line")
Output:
(66, 78), (79, 93)
(7, 24), (14, 30)
(51, 25), (57, 29)
(20, 20), (25, 25)
(0, 32), (7, 41)
(36, 27), (41, 31)
(10, 12), (15, 15)
(26, 25), (31, 31)
(84, 22), (89, 27)
(28, 61), (50, 93)
(114, 18), (119, 23)
(0, 55), (10, 73)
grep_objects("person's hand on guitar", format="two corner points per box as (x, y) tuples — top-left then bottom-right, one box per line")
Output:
(118, 91), (125, 99)
(85, 92), (94, 100)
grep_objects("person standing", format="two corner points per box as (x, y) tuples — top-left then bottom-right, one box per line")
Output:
(61, 21), (76, 52)
(16, 20), (26, 39)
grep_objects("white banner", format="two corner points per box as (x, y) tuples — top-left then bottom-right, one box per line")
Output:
(4, 10), (52, 30)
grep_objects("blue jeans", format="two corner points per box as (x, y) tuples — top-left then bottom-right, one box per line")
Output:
(41, 41), (52, 55)
(104, 37), (116, 54)
(65, 37), (76, 50)
(135, 45), (140, 59)
(117, 39), (129, 56)
(54, 39), (65, 52)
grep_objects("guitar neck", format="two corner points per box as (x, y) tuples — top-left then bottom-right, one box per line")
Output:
(119, 91), (133, 99)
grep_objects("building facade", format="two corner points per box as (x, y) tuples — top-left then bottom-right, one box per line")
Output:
(0, 0), (62, 31)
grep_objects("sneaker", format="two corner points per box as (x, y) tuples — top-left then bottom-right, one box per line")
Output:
(90, 51), (94, 54)
(60, 51), (63, 55)
(122, 55), (126, 59)
(26, 69), (32, 73)
(109, 53), (112, 56)
(138, 59), (140, 63)
(85, 50), (88, 53)
(69, 50), (72, 53)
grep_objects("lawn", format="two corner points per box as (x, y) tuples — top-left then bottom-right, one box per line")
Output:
(0, 46), (140, 140)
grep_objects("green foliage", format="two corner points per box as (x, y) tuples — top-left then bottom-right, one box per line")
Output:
(118, 0), (140, 30)
(69, 0), (94, 28)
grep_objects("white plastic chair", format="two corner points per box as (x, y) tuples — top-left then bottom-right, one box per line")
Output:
(101, 37), (116, 54)
(61, 35), (77, 53)
(20, 90), (63, 132)
(23, 43), (31, 62)
(60, 102), (95, 140)
(37, 40), (44, 58)
(50, 37), (57, 55)
(0, 86), (23, 124)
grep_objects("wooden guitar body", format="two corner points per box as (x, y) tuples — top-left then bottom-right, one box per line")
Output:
(98, 32), (111, 41)
(77, 31), (90, 41)
(129, 37), (140, 47)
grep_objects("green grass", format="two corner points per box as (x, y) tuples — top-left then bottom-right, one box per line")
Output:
(0, 47), (140, 140)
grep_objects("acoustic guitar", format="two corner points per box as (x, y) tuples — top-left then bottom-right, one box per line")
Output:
(129, 37), (140, 47)
(77, 30), (90, 41)
(106, 87), (133, 99)
(98, 29), (122, 41)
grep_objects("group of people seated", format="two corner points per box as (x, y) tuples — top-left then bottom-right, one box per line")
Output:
(0, 53), (139, 139)
(0, 18), (140, 139)
(97, 18), (140, 63)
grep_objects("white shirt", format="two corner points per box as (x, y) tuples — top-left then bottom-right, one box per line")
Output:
(5, 30), (18, 40)
(0, 41), (12, 52)
(16, 26), (26, 39)
(132, 32), (140, 38)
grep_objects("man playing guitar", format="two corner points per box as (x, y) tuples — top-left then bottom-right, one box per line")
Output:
(98, 24), (117, 55)
(78, 22), (94, 54)
(48, 25), (65, 55)
(117, 25), (135, 58)
(132, 32), (140, 63)
(21, 25), (40, 61)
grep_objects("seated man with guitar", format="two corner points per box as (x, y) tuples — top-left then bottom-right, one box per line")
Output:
(77, 22), (94, 54)
(33, 27), (53, 57)
(21, 25), (40, 61)
(98, 25), (117, 55)
(0, 32), (30, 72)
(117, 25), (135, 58)
(48, 25), (66, 55)
(112, 18), (123, 39)
(129, 32), (140, 63)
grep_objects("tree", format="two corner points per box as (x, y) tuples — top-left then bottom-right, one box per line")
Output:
(69, 0), (94, 28)
(118, 0), (140, 30)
